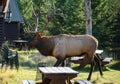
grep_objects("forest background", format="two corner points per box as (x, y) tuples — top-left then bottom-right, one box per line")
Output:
(17, 0), (120, 51)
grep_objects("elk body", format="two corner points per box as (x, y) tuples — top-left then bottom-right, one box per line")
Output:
(28, 33), (103, 80)
(23, 2), (103, 81)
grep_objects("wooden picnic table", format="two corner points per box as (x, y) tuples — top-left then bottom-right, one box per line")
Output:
(39, 67), (78, 84)
(70, 50), (113, 66)
(70, 50), (103, 63)
(13, 40), (28, 50)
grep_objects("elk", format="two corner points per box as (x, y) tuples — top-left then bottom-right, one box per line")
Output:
(32, 34), (98, 68)
(25, 29), (103, 80)
(24, 4), (103, 80)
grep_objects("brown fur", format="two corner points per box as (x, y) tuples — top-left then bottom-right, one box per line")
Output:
(28, 33), (100, 80)
(28, 33), (103, 80)
(29, 33), (98, 67)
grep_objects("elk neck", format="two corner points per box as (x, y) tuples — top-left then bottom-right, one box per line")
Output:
(36, 36), (55, 56)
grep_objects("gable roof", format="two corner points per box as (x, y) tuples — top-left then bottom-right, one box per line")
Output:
(5, 0), (24, 23)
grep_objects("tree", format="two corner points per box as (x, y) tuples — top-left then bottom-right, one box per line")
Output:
(85, 0), (92, 35)
(18, 0), (120, 50)
(48, 0), (86, 35)
(18, 0), (86, 35)
(92, 0), (120, 49)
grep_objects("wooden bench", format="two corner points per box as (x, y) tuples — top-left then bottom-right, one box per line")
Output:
(95, 50), (103, 55)
(70, 50), (104, 64)
(70, 57), (113, 66)
(101, 57), (113, 66)
(74, 79), (93, 84)
(70, 50), (112, 65)
(21, 80), (36, 84)
(70, 57), (84, 64)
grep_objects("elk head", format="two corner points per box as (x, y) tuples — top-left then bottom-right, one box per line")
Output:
(24, 28), (44, 48)
(24, 8), (51, 48)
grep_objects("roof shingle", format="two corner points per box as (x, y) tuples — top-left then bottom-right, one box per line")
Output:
(5, 0), (24, 23)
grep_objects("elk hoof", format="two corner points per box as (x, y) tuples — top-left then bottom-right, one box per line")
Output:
(87, 77), (91, 81)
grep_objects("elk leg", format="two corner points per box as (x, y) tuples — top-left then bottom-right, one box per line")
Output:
(95, 54), (103, 76)
(79, 54), (95, 80)
(97, 60), (103, 76)
(54, 58), (65, 67)
(79, 54), (90, 68)
(61, 58), (67, 67)
(87, 61), (95, 80)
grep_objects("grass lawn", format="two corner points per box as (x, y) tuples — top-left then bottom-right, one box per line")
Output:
(0, 67), (37, 84)
(71, 61), (120, 84)
(0, 50), (120, 84)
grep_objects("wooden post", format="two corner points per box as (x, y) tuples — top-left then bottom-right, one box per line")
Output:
(85, 0), (92, 35)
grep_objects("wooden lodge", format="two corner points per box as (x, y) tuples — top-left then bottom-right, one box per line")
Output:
(0, 0), (24, 46)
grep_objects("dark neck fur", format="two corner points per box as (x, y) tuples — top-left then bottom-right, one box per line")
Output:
(36, 37), (55, 56)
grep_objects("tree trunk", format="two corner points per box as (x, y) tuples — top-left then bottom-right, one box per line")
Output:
(85, 0), (92, 35)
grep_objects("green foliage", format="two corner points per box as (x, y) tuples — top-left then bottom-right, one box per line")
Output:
(92, 0), (120, 50)
(17, 0), (120, 50)
(48, 0), (86, 35)
(18, 0), (86, 35)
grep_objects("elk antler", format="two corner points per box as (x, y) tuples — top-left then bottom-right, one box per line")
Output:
(40, 8), (51, 34)
(24, 25), (38, 34)
(24, 1), (63, 35)
(24, 28), (31, 34)
(24, 4), (41, 34)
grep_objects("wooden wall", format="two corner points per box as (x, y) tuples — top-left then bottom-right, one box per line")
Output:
(4, 22), (20, 43)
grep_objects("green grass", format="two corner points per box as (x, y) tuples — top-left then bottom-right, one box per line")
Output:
(0, 50), (120, 84)
(0, 67), (36, 84)
(71, 61), (120, 84)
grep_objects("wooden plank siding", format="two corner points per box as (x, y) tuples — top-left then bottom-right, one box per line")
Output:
(0, 0), (23, 46)
(0, 17), (4, 46)
(4, 22), (19, 43)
